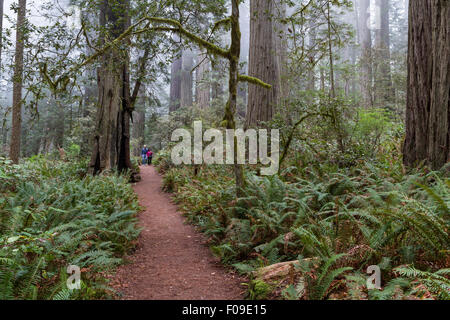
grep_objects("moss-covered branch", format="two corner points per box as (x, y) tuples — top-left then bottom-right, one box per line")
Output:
(77, 18), (141, 69)
(142, 17), (230, 58)
(39, 15), (271, 99)
(238, 75), (272, 89)
(40, 16), (232, 93)
(212, 17), (231, 33)
(39, 17), (149, 94)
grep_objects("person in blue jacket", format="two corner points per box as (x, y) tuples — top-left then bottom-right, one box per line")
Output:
(141, 145), (149, 165)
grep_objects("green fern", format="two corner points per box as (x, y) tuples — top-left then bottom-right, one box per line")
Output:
(395, 266), (450, 300)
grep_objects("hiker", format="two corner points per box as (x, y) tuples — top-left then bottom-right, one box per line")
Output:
(141, 145), (149, 165)
(147, 149), (153, 166)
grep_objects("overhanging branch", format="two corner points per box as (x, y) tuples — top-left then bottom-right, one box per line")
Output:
(40, 15), (273, 96)
(143, 17), (230, 58)
(238, 75), (272, 89)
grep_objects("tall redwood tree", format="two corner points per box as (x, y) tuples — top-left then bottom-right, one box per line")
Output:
(9, 0), (27, 164)
(89, 0), (134, 175)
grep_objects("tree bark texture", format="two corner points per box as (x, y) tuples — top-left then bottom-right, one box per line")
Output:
(89, 0), (133, 175)
(403, 0), (450, 170)
(169, 50), (182, 112)
(359, 0), (373, 109)
(0, 0), (4, 74)
(181, 49), (194, 108)
(132, 109), (145, 156)
(246, 0), (281, 128)
(374, 0), (394, 108)
(195, 50), (210, 109)
(10, 0), (26, 164)
(226, 0), (245, 195)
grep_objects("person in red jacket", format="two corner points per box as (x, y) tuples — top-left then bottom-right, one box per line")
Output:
(147, 149), (153, 166)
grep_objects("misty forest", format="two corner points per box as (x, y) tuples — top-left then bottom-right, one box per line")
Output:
(0, 0), (449, 300)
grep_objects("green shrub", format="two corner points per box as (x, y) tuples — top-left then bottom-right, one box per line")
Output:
(160, 158), (449, 300)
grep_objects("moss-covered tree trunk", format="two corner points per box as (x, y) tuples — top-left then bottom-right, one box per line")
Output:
(81, 9), (97, 156)
(226, 0), (245, 195)
(89, 0), (133, 175)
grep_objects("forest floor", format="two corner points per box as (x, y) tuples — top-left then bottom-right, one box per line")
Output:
(109, 165), (245, 300)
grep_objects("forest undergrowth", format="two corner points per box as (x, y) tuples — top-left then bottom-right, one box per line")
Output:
(155, 139), (449, 300)
(0, 155), (141, 299)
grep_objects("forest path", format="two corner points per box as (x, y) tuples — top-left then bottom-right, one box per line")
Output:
(110, 165), (244, 300)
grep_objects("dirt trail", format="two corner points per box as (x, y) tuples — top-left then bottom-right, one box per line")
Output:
(110, 166), (244, 300)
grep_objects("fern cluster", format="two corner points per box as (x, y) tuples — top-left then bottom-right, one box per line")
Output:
(0, 156), (141, 300)
(156, 149), (449, 300)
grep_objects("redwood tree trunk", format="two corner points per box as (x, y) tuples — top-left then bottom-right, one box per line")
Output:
(89, 0), (133, 175)
(374, 0), (394, 108)
(359, 0), (373, 109)
(132, 86), (146, 157)
(195, 50), (210, 109)
(246, 0), (280, 128)
(0, 0), (5, 151)
(0, 0), (4, 73)
(181, 49), (194, 108)
(132, 109), (145, 156)
(403, 0), (450, 170)
(9, 0), (26, 164)
(274, 0), (287, 102)
(169, 50), (182, 112)
(226, 0), (245, 195)
(81, 9), (97, 155)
